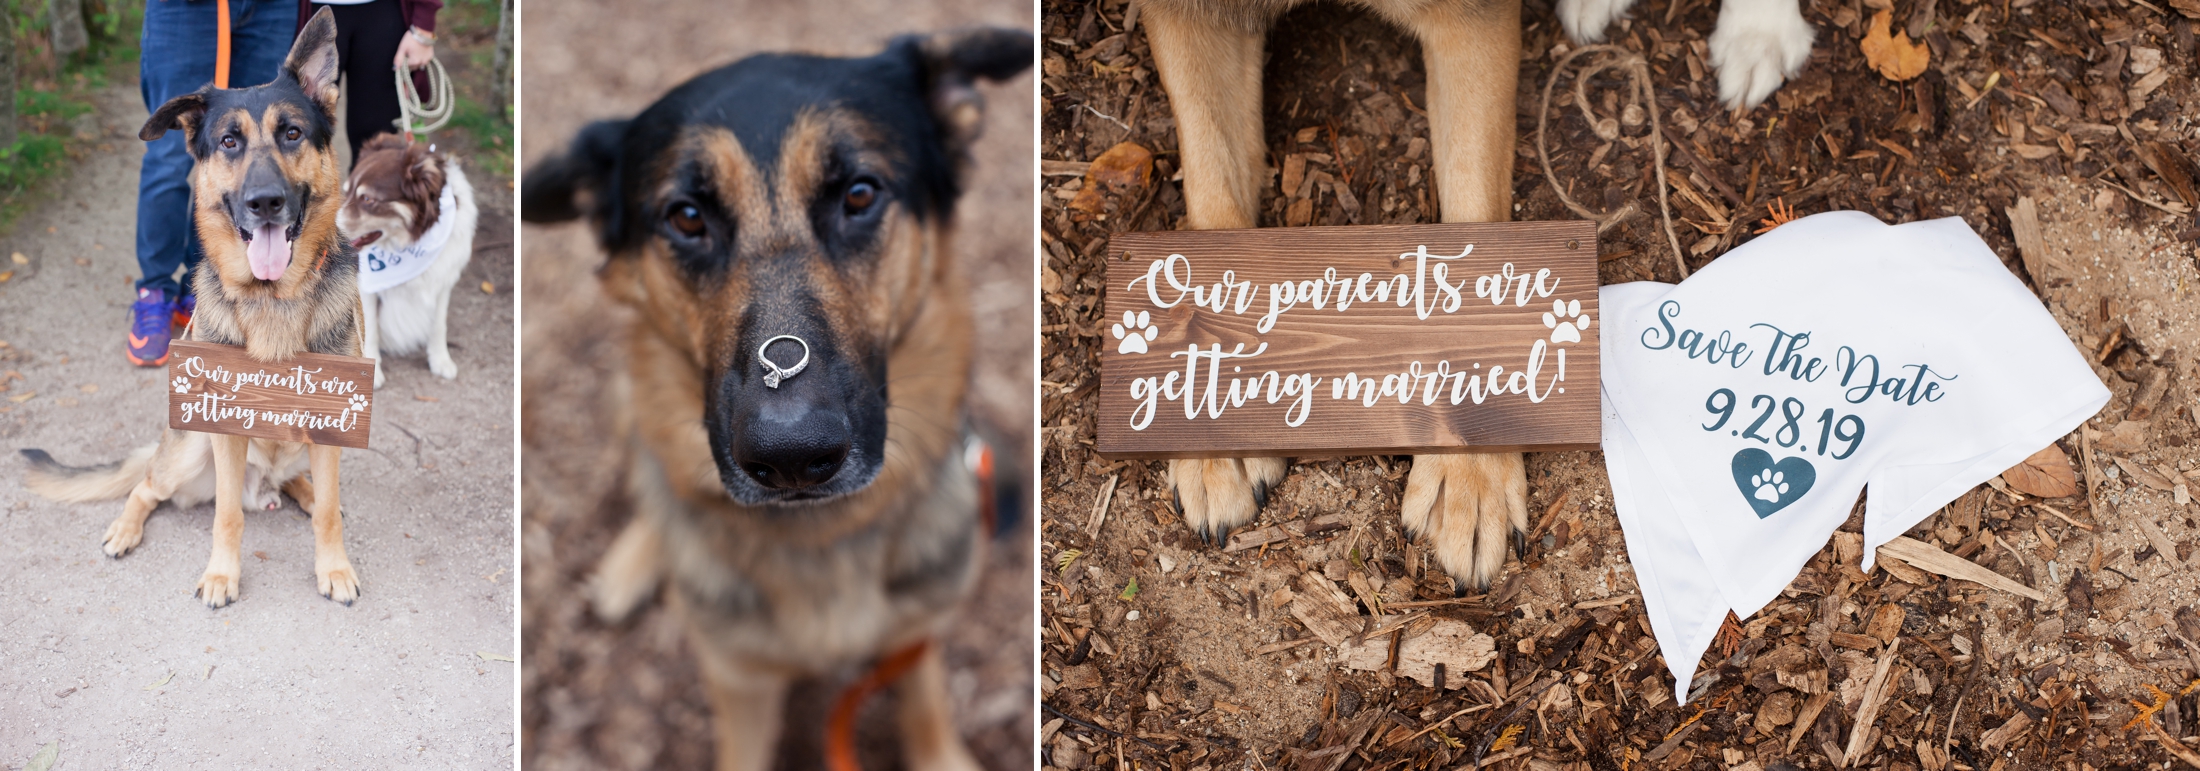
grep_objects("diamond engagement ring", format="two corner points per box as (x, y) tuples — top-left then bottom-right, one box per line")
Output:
(758, 335), (810, 388)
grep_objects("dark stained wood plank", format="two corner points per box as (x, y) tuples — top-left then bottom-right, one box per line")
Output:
(167, 341), (375, 449)
(1098, 221), (1600, 458)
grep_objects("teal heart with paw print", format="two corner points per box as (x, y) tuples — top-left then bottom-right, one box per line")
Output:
(1730, 448), (1816, 518)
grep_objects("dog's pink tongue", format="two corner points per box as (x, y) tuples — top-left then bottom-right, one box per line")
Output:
(246, 224), (291, 281)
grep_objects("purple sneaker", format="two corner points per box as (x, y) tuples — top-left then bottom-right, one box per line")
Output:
(173, 293), (196, 328)
(128, 287), (174, 366)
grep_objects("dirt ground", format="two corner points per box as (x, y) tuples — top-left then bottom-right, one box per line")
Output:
(515, 1), (1035, 769)
(0, 41), (517, 771)
(1039, 0), (2200, 769)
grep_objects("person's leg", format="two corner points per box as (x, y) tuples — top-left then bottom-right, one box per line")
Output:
(132, 0), (219, 364)
(331, 0), (407, 159)
(227, 0), (298, 88)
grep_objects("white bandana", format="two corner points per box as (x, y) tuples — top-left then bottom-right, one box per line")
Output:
(1598, 212), (2107, 704)
(356, 180), (459, 294)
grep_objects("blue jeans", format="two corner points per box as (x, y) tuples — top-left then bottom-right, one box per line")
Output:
(136, 0), (297, 297)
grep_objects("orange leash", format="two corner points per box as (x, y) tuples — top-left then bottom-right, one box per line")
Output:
(824, 641), (931, 771)
(822, 442), (995, 771)
(213, 0), (231, 89)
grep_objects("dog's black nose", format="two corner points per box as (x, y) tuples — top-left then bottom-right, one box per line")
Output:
(735, 401), (852, 491)
(242, 189), (287, 220)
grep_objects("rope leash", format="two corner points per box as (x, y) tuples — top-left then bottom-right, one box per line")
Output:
(394, 57), (454, 137)
(1534, 44), (1689, 279)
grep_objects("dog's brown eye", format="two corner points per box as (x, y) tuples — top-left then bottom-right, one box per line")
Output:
(843, 181), (876, 214)
(667, 203), (705, 238)
(285, 127), (302, 142)
(220, 135), (239, 150)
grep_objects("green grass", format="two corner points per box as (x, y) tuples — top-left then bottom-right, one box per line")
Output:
(431, 0), (511, 179)
(0, 0), (142, 235)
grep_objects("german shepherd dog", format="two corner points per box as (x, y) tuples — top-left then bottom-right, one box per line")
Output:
(1141, 0), (1811, 592)
(522, 28), (1030, 770)
(21, 9), (361, 608)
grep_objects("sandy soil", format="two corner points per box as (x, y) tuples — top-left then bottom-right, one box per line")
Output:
(0, 59), (517, 771)
(515, 0), (1036, 769)
(1038, 0), (2200, 768)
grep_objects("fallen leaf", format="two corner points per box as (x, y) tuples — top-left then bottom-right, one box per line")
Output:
(78, 383), (97, 394)
(2010, 143), (2058, 160)
(1860, 10), (1930, 81)
(253, 551), (268, 561)
(2001, 444), (2078, 498)
(1055, 548), (1083, 575)
(475, 651), (515, 662)
(1067, 142), (1153, 217)
(414, 394), (440, 402)
(143, 671), (173, 691)
(9, 392), (36, 403)
(0, 271), (14, 283)
(480, 281), (495, 294)
(1119, 577), (1140, 600)
(23, 741), (57, 771)
(10, 252), (26, 264)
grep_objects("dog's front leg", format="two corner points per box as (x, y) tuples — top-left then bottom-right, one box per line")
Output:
(307, 443), (360, 604)
(426, 283), (458, 379)
(362, 291), (385, 387)
(197, 433), (249, 607)
(695, 651), (790, 771)
(897, 642), (981, 771)
(1144, 2), (1291, 543)
(1399, 0), (1534, 593)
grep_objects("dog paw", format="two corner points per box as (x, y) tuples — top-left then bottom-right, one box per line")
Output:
(1558, 0), (1639, 43)
(1750, 470), (1791, 503)
(102, 519), (143, 557)
(372, 364), (386, 389)
(1400, 453), (1528, 593)
(318, 563), (360, 606)
(1168, 457), (1287, 546)
(428, 353), (458, 380)
(1708, 0), (1815, 108)
(196, 570), (241, 608)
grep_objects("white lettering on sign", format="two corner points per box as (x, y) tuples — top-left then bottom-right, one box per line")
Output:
(1115, 246), (1589, 432)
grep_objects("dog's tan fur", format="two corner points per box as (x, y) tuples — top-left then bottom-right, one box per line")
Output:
(23, 10), (363, 608)
(1144, 0), (1532, 589)
(583, 112), (981, 771)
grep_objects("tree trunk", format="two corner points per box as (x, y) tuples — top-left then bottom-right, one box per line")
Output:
(492, 0), (512, 116)
(50, 0), (88, 57)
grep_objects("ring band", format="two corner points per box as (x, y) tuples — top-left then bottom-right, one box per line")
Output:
(758, 335), (810, 388)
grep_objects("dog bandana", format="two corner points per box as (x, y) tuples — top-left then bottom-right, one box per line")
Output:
(1598, 212), (2107, 704)
(356, 179), (459, 294)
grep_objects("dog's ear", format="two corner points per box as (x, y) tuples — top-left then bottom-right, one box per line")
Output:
(139, 90), (209, 147)
(521, 118), (630, 231)
(285, 7), (342, 114)
(907, 28), (1033, 156)
(403, 144), (446, 211)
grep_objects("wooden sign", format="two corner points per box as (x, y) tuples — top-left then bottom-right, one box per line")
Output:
(167, 340), (375, 449)
(1098, 221), (1600, 458)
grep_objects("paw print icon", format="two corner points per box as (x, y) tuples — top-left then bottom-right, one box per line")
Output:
(171, 376), (191, 394)
(1112, 310), (1159, 355)
(1750, 470), (1790, 503)
(348, 394), (369, 413)
(1543, 298), (1591, 344)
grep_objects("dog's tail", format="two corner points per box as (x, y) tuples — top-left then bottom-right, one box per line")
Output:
(20, 445), (154, 502)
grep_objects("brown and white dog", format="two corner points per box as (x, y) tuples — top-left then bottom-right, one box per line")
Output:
(340, 133), (478, 387)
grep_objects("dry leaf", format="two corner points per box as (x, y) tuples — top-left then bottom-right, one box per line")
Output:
(480, 281), (495, 294)
(9, 252), (26, 264)
(142, 671), (173, 690)
(2001, 444), (2078, 498)
(24, 742), (57, 771)
(476, 651), (516, 662)
(1067, 142), (1153, 217)
(1860, 10), (1930, 81)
